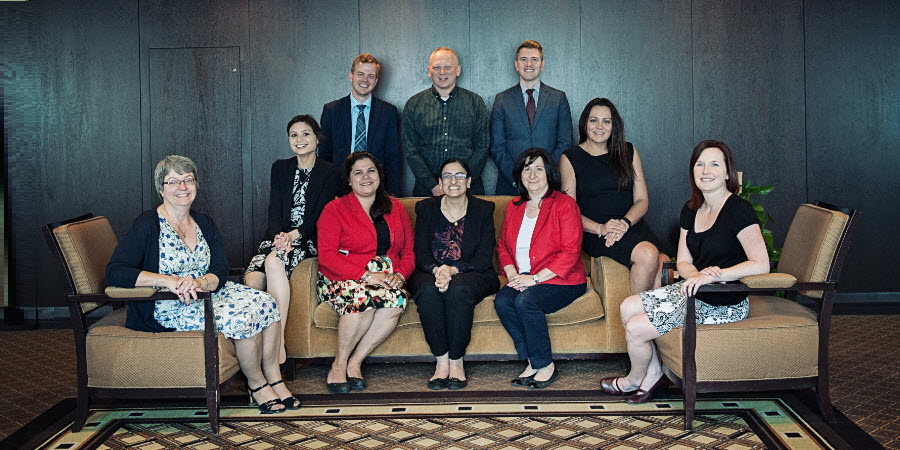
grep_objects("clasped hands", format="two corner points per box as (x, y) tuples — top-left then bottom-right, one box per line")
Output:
(680, 266), (724, 297)
(599, 219), (630, 247)
(505, 273), (537, 292)
(365, 271), (406, 289)
(432, 265), (459, 293)
(272, 230), (298, 252)
(164, 275), (206, 304)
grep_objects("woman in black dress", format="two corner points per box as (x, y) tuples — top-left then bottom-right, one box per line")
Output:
(245, 115), (342, 363)
(599, 140), (769, 403)
(559, 98), (667, 295)
(407, 158), (500, 390)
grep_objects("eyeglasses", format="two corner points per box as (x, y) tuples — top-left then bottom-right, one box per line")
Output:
(164, 177), (196, 187)
(440, 172), (468, 181)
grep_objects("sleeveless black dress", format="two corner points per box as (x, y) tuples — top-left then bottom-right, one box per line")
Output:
(563, 143), (662, 267)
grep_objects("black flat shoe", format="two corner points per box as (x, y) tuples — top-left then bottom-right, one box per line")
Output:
(249, 383), (285, 414)
(511, 373), (537, 387)
(270, 380), (300, 409)
(528, 369), (559, 390)
(347, 377), (367, 391)
(626, 375), (669, 404)
(326, 381), (350, 394)
(447, 377), (468, 390)
(427, 377), (449, 390)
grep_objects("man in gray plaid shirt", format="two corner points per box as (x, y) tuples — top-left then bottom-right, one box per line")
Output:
(403, 47), (489, 197)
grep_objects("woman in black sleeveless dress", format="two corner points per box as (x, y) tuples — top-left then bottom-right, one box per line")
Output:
(559, 98), (667, 295)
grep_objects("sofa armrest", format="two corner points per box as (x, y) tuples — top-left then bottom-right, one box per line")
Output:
(284, 257), (320, 357)
(740, 273), (797, 289)
(591, 256), (630, 351)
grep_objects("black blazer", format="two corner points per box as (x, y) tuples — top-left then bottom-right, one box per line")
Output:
(319, 95), (402, 195)
(413, 195), (498, 276)
(267, 157), (342, 240)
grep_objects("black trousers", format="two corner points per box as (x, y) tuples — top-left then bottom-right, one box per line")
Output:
(408, 270), (499, 359)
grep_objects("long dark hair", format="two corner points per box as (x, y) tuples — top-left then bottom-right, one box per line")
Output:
(687, 140), (740, 210)
(511, 148), (561, 205)
(344, 152), (392, 221)
(578, 98), (634, 190)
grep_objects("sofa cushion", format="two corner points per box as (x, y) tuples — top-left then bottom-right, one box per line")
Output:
(655, 295), (819, 382)
(86, 307), (239, 388)
(312, 282), (604, 330)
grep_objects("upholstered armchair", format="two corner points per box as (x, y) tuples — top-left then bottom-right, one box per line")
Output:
(655, 202), (859, 430)
(42, 214), (240, 434)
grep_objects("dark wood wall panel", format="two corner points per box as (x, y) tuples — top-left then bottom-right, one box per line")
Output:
(361, 0), (471, 196)
(692, 0), (806, 247)
(139, 0), (249, 48)
(580, 0), (693, 252)
(148, 48), (244, 266)
(5, 0), (142, 308)
(805, 0), (900, 292)
(247, 0), (359, 250)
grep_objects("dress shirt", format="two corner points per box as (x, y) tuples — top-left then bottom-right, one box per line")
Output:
(349, 94), (373, 148)
(520, 81), (540, 106)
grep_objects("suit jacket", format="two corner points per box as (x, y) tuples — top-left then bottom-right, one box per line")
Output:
(490, 82), (573, 195)
(319, 95), (402, 195)
(266, 157), (342, 241)
(497, 190), (585, 285)
(317, 194), (415, 281)
(413, 195), (497, 276)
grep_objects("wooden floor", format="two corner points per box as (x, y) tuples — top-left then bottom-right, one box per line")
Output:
(1, 314), (898, 448)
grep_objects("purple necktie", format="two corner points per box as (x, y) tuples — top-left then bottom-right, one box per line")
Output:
(526, 89), (536, 129)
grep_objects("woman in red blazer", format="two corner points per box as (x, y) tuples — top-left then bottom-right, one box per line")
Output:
(495, 148), (586, 390)
(316, 152), (414, 394)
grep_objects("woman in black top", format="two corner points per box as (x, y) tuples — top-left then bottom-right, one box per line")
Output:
(407, 158), (500, 390)
(599, 140), (769, 404)
(244, 115), (342, 364)
(559, 98), (667, 295)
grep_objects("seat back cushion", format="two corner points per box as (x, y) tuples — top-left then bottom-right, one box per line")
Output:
(655, 296), (819, 382)
(776, 204), (848, 298)
(53, 216), (118, 312)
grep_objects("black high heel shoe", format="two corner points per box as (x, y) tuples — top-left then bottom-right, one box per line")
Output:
(270, 380), (300, 409)
(249, 383), (285, 414)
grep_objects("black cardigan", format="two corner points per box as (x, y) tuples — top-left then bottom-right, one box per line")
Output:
(106, 209), (230, 332)
(266, 157), (343, 240)
(413, 195), (497, 276)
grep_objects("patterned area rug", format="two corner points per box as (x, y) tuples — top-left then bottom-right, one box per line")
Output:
(5, 391), (878, 449)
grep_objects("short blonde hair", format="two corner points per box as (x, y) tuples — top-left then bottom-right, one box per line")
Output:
(154, 155), (198, 194)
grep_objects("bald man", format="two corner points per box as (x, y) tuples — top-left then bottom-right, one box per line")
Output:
(402, 47), (489, 196)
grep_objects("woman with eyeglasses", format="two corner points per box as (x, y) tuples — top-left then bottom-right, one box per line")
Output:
(316, 152), (415, 394)
(106, 155), (296, 414)
(407, 158), (500, 390)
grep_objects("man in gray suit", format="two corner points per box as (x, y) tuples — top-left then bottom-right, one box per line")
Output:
(490, 40), (572, 195)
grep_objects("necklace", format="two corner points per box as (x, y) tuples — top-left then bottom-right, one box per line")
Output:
(526, 199), (542, 217)
(441, 197), (468, 226)
(162, 206), (191, 239)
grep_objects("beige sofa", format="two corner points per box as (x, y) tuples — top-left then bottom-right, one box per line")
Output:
(283, 196), (632, 371)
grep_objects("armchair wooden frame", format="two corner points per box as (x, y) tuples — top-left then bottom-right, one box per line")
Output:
(43, 213), (239, 434)
(660, 202), (859, 431)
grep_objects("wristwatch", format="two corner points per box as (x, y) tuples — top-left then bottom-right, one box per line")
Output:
(533, 274), (541, 284)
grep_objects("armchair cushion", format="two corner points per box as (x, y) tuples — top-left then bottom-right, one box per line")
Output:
(105, 286), (159, 298)
(54, 216), (118, 312)
(86, 308), (239, 389)
(740, 272), (797, 289)
(655, 295), (818, 382)
(777, 204), (848, 298)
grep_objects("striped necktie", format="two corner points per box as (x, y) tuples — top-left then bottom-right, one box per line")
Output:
(354, 104), (367, 152)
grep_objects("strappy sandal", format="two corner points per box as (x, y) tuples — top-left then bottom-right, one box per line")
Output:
(249, 383), (286, 414)
(270, 380), (301, 409)
(600, 376), (638, 396)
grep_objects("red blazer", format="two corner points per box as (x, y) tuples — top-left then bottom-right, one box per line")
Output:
(317, 193), (415, 281)
(498, 190), (586, 286)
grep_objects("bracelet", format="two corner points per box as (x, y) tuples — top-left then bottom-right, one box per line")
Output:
(533, 274), (541, 284)
(361, 272), (371, 283)
(597, 224), (604, 237)
(622, 217), (633, 227)
(152, 274), (158, 289)
(201, 275), (209, 290)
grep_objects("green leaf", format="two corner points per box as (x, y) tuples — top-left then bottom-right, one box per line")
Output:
(757, 185), (774, 195)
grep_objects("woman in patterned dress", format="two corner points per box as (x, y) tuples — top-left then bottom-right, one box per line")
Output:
(316, 152), (415, 394)
(244, 115), (342, 364)
(106, 155), (297, 414)
(599, 141), (769, 404)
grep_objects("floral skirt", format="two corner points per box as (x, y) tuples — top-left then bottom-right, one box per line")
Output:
(154, 281), (280, 340)
(245, 237), (315, 279)
(640, 281), (749, 336)
(317, 256), (408, 316)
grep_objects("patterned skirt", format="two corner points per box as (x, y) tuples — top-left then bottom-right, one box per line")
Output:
(640, 281), (749, 336)
(317, 256), (409, 316)
(245, 237), (315, 279)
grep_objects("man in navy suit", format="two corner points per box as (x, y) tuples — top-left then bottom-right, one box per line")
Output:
(320, 53), (402, 195)
(491, 40), (572, 195)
